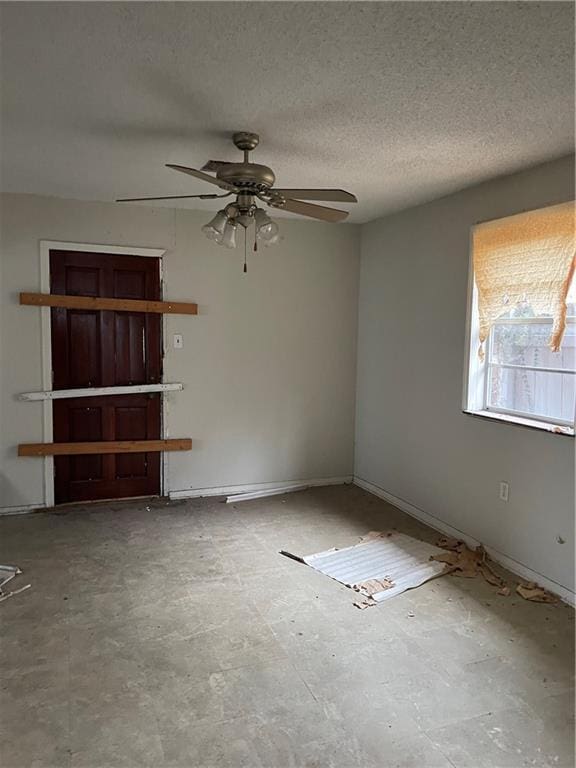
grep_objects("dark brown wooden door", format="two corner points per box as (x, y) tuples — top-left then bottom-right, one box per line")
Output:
(50, 250), (162, 503)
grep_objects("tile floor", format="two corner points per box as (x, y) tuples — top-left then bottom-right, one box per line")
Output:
(0, 485), (574, 767)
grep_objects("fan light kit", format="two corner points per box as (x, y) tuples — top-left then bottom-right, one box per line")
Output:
(201, 201), (281, 250)
(118, 132), (357, 270)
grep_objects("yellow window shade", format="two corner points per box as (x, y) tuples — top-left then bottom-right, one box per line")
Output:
(473, 202), (576, 359)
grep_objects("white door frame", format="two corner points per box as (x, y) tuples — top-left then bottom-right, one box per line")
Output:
(38, 240), (168, 506)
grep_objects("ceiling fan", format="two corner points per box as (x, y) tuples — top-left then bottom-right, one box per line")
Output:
(117, 132), (357, 252)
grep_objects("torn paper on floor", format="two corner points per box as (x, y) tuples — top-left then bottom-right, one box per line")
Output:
(282, 531), (447, 608)
(431, 537), (507, 589)
(0, 565), (31, 603)
(516, 581), (558, 604)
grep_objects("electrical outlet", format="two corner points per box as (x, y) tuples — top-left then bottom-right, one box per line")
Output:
(499, 481), (509, 502)
(173, 334), (183, 349)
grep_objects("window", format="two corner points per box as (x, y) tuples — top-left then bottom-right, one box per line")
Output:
(464, 202), (575, 434)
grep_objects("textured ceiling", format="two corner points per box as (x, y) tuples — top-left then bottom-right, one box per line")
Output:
(0, 1), (574, 223)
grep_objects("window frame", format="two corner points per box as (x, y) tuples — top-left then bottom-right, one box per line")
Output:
(462, 218), (576, 437)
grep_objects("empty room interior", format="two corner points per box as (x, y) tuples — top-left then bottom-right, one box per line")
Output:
(1, 2), (575, 767)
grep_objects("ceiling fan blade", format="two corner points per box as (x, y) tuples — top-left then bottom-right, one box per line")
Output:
(116, 193), (228, 202)
(273, 198), (349, 223)
(272, 188), (357, 203)
(201, 160), (234, 173)
(166, 164), (237, 191)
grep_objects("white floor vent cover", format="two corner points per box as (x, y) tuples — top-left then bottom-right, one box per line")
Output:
(283, 531), (447, 608)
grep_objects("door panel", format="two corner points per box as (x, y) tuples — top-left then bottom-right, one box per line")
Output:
(114, 313), (147, 384)
(64, 266), (100, 295)
(68, 312), (101, 386)
(68, 406), (103, 482)
(114, 269), (146, 298)
(115, 404), (150, 479)
(50, 251), (162, 504)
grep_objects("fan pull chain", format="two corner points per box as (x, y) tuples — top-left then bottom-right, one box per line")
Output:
(254, 219), (258, 253)
(243, 227), (248, 273)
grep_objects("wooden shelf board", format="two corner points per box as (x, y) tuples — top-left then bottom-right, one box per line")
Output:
(20, 292), (198, 315)
(18, 439), (192, 457)
(20, 383), (183, 401)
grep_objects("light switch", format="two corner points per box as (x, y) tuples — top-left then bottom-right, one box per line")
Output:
(173, 334), (183, 349)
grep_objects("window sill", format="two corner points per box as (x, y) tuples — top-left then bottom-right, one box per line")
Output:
(463, 409), (575, 436)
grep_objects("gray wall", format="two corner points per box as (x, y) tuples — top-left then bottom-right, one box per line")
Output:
(355, 156), (575, 593)
(0, 194), (360, 509)
(2, 160), (574, 595)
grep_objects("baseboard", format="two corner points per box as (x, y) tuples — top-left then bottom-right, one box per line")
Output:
(0, 477), (352, 514)
(353, 476), (575, 606)
(226, 484), (311, 503)
(170, 475), (353, 501)
(0, 503), (45, 516)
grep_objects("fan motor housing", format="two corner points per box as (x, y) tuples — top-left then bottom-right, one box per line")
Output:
(217, 162), (275, 189)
